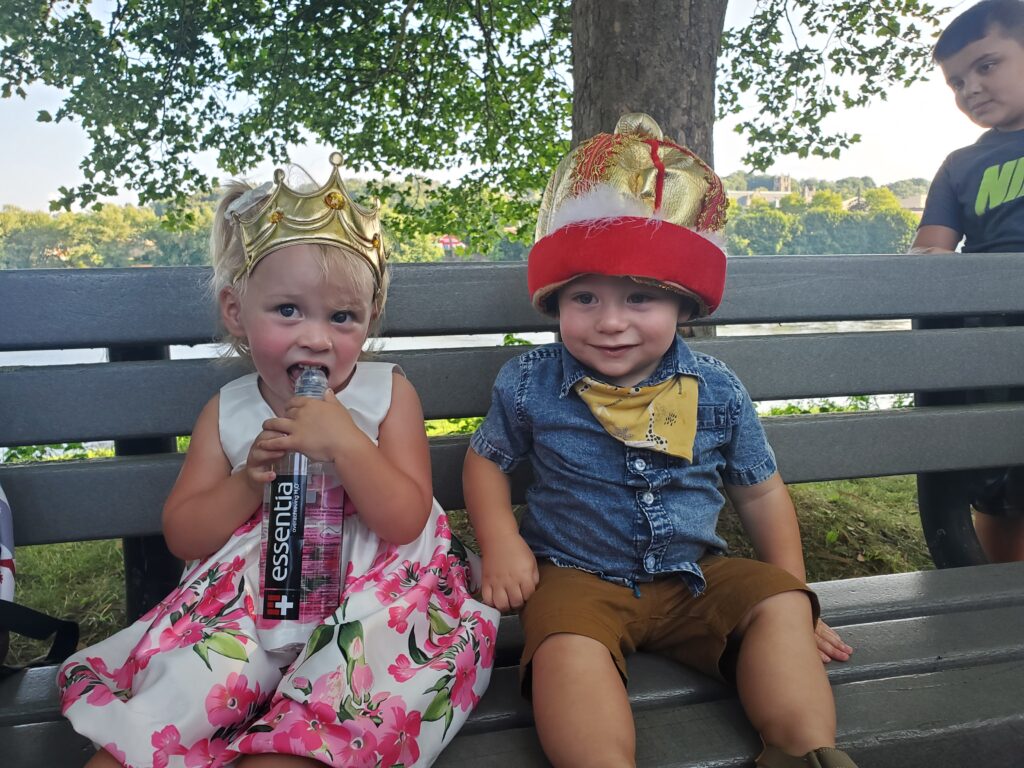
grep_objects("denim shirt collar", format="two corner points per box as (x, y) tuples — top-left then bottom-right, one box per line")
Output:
(558, 335), (706, 399)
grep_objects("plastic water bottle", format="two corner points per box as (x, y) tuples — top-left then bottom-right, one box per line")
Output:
(258, 366), (345, 637)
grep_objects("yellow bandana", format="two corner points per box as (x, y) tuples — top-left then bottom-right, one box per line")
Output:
(573, 374), (699, 461)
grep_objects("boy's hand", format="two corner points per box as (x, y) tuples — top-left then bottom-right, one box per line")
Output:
(481, 533), (539, 613)
(262, 391), (352, 463)
(815, 619), (853, 663)
(245, 429), (286, 492)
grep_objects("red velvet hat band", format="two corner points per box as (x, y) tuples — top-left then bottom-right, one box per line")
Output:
(527, 217), (726, 317)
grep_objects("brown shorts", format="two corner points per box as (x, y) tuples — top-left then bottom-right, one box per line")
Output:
(519, 556), (819, 694)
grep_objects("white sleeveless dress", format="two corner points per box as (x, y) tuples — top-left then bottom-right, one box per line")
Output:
(59, 364), (499, 767)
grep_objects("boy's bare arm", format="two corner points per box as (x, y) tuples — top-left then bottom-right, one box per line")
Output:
(725, 472), (853, 662)
(908, 224), (960, 253)
(726, 473), (807, 581)
(463, 447), (539, 612)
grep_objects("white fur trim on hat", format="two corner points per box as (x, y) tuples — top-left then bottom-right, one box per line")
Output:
(547, 185), (654, 234)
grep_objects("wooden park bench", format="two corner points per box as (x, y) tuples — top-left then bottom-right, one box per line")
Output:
(2, 253), (1023, 767)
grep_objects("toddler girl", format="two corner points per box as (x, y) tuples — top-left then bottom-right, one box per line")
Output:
(59, 154), (499, 767)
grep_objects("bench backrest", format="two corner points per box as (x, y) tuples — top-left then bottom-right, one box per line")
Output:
(3, 254), (1024, 549)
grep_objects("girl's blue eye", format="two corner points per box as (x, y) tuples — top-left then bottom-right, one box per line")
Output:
(574, 293), (596, 305)
(332, 311), (351, 324)
(277, 304), (297, 318)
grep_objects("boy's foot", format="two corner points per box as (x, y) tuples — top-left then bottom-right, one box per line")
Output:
(756, 745), (859, 768)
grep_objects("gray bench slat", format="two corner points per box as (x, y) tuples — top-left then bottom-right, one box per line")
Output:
(7, 327), (1024, 446)
(715, 251), (1024, 324)
(0, 264), (550, 351)
(699, 326), (1024, 400)
(0, 721), (95, 768)
(766, 402), (1024, 482)
(5, 254), (1024, 352)
(810, 560), (1024, 623)
(0, 454), (182, 544)
(0, 666), (65, 727)
(0, 358), (246, 447)
(0, 267), (217, 351)
(5, 405), (1024, 545)
(0, 348), (521, 446)
(436, 659), (1024, 767)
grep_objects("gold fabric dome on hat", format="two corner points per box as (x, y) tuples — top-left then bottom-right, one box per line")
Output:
(535, 113), (728, 241)
(528, 113), (729, 318)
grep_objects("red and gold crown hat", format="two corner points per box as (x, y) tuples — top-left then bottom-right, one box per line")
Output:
(528, 113), (728, 317)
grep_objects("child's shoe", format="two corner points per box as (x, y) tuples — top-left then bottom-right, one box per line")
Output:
(756, 745), (859, 768)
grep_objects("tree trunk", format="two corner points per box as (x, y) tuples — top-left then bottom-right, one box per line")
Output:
(571, 0), (729, 164)
(572, 0), (728, 339)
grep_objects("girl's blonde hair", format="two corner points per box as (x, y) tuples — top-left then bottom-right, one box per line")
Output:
(210, 180), (391, 358)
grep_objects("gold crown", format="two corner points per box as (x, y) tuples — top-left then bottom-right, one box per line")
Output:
(231, 152), (386, 290)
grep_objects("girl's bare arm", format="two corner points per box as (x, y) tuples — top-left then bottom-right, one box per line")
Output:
(162, 396), (264, 561)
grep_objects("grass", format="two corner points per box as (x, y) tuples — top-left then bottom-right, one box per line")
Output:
(7, 475), (931, 666)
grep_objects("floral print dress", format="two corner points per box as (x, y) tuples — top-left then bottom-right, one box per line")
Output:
(59, 365), (499, 767)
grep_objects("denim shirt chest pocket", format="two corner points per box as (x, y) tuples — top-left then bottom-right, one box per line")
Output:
(692, 403), (730, 459)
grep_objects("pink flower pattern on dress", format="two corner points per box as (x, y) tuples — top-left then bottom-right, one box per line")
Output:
(59, 513), (497, 767)
(205, 672), (259, 727)
(56, 369), (499, 767)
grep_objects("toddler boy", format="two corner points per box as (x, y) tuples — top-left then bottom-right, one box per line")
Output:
(464, 114), (857, 768)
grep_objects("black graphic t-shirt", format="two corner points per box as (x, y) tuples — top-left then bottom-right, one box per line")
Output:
(920, 128), (1024, 253)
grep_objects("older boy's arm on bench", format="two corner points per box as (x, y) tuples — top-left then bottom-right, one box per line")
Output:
(908, 225), (959, 254)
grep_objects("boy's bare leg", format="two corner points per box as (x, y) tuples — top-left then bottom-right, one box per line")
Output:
(733, 591), (836, 755)
(974, 513), (1024, 562)
(531, 633), (636, 768)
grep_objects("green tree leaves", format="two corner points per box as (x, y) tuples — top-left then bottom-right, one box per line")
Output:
(727, 194), (919, 255)
(1, 0), (571, 248)
(1, 1), (946, 247)
(719, 0), (948, 170)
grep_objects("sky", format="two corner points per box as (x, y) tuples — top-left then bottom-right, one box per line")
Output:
(0, 2), (982, 212)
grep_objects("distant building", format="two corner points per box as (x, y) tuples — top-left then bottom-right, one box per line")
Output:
(728, 178), (927, 217)
(727, 176), (808, 208)
(898, 194), (927, 214)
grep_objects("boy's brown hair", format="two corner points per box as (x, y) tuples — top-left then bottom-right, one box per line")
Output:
(935, 0), (1024, 61)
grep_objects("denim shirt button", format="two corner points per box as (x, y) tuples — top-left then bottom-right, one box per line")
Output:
(641, 491), (655, 505)
(633, 458), (647, 471)
(644, 555), (656, 570)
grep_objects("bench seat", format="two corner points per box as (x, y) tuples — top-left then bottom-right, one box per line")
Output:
(4, 562), (1023, 767)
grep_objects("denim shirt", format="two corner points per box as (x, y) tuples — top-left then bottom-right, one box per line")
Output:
(470, 336), (777, 593)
